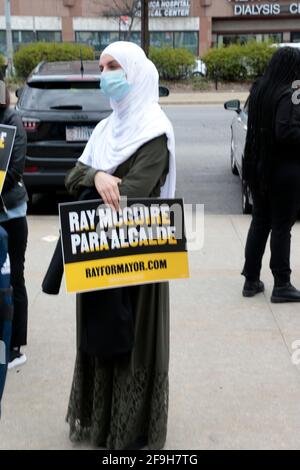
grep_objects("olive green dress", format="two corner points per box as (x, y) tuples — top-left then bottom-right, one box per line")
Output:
(65, 134), (170, 450)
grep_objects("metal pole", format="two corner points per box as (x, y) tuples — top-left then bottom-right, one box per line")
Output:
(33, 15), (37, 42)
(5, 0), (14, 77)
(141, 0), (149, 56)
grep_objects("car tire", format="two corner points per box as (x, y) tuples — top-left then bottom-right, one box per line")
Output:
(231, 133), (239, 176)
(192, 71), (204, 78)
(242, 180), (252, 214)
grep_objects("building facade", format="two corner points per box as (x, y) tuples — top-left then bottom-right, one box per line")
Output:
(200, 0), (300, 54)
(0, 0), (300, 58)
(0, 0), (200, 56)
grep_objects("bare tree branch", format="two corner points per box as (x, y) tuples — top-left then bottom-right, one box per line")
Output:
(99, 0), (141, 40)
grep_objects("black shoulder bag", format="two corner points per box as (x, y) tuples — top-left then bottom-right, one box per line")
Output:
(42, 187), (135, 358)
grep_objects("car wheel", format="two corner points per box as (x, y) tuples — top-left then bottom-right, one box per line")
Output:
(231, 133), (239, 176)
(192, 71), (203, 78)
(242, 180), (252, 214)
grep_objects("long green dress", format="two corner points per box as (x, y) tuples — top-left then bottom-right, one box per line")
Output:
(65, 134), (170, 450)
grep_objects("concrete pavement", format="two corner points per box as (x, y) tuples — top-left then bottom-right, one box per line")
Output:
(1, 211), (300, 449)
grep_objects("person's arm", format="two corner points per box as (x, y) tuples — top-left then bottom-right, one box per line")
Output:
(65, 161), (98, 198)
(275, 91), (300, 147)
(93, 134), (169, 209)
(69, 134), (169, 207)
(118, 134), (169, 198)
(2, 111), (27, 191)
(65, 161), (122, 208)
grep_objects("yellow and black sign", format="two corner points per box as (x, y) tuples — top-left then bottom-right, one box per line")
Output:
(59, 198), (189, 293)
(0, 124), (16, 194)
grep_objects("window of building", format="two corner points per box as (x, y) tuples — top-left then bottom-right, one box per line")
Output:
(36, 31), (62, 43)
(220, 34), (257, 46)
(291, 32), (300, 43)
(75, 31), (101, 49)
(174, 32), (198, 55)
(99, 32), (120, 50)
(12, 30), (35, 50)
(217, 33), (283, 47)
(0, 31), (6, 55)
(10, 30), (62, 52)
(74, 30), (198, 55)
(76, 31), (140, 51)
(150, 32), (174, 49)
(120, 31), (141, 46)
(262, 33), (283, 43)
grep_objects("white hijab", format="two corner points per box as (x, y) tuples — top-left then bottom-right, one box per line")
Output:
(79, 41), (176, 198)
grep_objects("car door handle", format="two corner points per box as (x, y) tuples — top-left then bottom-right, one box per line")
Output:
(237, 117), (242, 123)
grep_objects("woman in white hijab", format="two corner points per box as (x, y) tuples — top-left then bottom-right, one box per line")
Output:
(65, 41), (176, 450)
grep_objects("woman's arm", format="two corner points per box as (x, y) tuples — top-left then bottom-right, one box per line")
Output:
(3, 111), (27, 191)
(66, 162), (122, 209)
(275, 91), (300, 147)
(65, 161), (98, 197)
(94, 134), (169, 209)
(67, 134), (169, 207)
(118, 134), (169, 198)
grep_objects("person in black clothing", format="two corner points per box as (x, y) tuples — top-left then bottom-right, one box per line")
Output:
(0, 79), (29, 367)
(242, 47), (300, 303)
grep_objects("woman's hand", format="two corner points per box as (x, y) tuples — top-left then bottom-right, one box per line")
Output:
(94, 171), (122, 211)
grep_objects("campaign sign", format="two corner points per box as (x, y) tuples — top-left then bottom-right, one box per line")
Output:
(0, 124), (16, 194)
(59, 198), (189, 293)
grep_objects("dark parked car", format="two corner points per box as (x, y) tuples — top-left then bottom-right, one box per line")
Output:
(224, 98), (252, 214)
(15, 60), (169, 199)
(15, 61), (111, 200)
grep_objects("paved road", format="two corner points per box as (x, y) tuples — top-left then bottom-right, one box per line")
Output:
(28, 105), (241, 215)
(163, 105), (241, 212)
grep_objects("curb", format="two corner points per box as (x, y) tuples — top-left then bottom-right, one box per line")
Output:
(10, 99), (239, 107)
(10, 93), (248, 107)
(160, 100), (228, 106)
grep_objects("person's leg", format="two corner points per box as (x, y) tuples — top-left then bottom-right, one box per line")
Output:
(269, 163), (300, 302)
(269, 213), (294, 287)
(270, 164), (300, 284)
(0, 217), (28, 349)
(241, 186), (271, 282)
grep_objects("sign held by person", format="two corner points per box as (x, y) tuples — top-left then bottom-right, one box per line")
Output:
(0, 124), (16, 194)
(59, 198), (189, 293)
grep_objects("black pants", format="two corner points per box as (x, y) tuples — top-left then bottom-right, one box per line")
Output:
(242, 163), (300, 286)
(0, 217), (28, 348)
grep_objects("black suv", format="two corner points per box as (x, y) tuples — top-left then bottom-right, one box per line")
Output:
(15, 60), (111, 198)
(16, 61), (169, 199)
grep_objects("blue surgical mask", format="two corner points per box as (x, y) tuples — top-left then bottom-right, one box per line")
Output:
(100, 69), (130, 101)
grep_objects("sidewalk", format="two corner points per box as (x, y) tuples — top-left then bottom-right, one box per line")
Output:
(10, 91), (249, 107)
(160, 91), (249, 106)
(1, 212), (300, 450)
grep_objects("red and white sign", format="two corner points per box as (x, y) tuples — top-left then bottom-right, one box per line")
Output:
(120, 16), (130, 31)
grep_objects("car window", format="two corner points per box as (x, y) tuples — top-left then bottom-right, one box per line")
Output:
(19, 80), (111, 112)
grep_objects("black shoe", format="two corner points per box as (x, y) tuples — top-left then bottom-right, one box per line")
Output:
(271, 283), (300, 303)
(242, 280), (265, 298)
